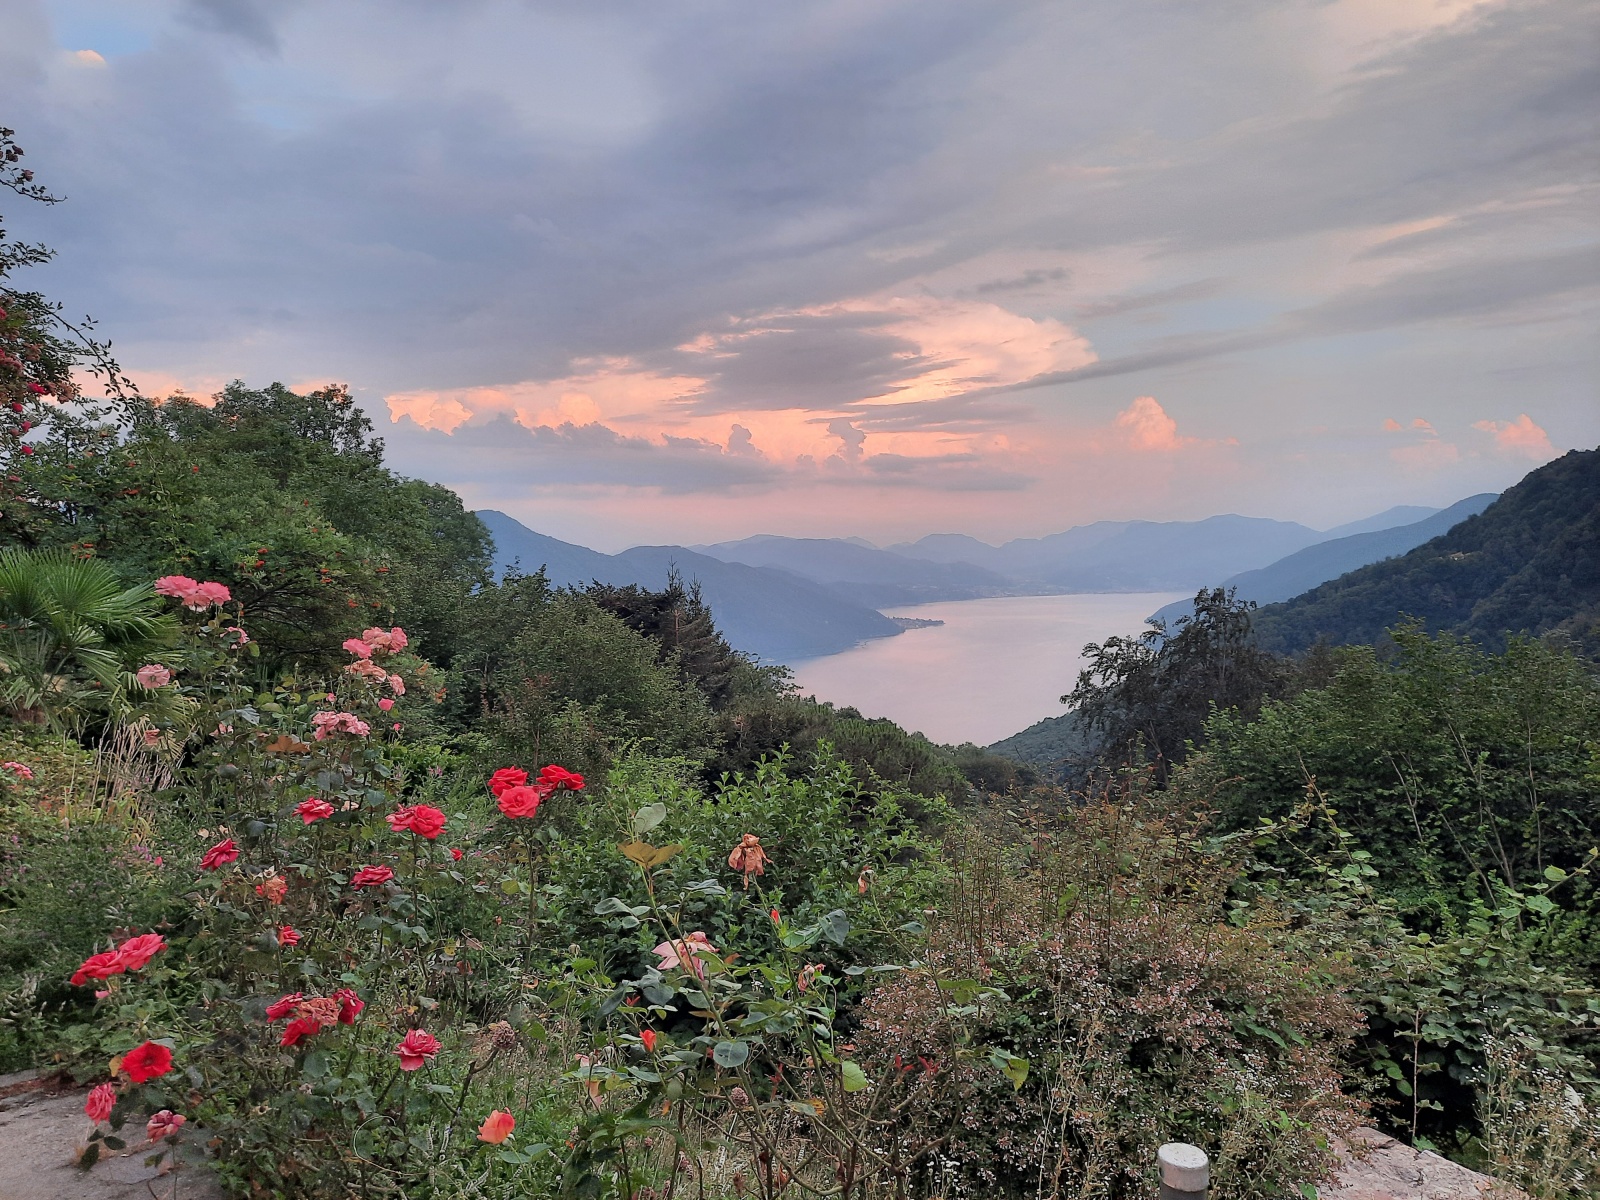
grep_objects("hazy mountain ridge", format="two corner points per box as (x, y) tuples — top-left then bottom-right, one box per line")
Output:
(477, 511), (902, 663)
(1251, 449), (1600, 655)
(1148, 494), (1497, 627)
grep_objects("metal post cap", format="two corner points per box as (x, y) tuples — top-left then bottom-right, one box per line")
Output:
(1158, 1143), (1210, 1191)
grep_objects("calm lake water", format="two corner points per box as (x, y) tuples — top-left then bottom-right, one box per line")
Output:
(788, 592), (1185, 746)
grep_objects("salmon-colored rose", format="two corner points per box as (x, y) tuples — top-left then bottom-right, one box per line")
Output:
(477, 1109), (515, 1143)
(83, 1082), (116, 1123)
(727, 834), (769, 888)
(265, 992), (304, 1022)
(351, 865), (394, 888)
(296, 797), (334, 823)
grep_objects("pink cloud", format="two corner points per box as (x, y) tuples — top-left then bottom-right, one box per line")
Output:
(1471, 414), (1556, 460)
(1382, 418), (1403, 431)
(1111, 396), (1235, 453)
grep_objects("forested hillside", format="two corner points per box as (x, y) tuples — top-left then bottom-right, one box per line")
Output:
(1252, 448), (1599, 654)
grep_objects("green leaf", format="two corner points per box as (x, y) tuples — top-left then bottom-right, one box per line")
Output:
(632, 803), (667, 835)
(102, 1135), (126, 1151)
(840, 1060), (870, 1092)
(500, 878), (522, 895)
(302, 1049), (330, 1079)
(1544, 865), (1568, 883)
(819, 909), (850, 947)
(712, 1040), (750, 1068)
(1299, 1183), (1319, 1199)
(1525, 893), (1556, 915)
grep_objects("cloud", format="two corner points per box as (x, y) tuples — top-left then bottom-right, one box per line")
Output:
(1472, 413), (1557, 459)
(1110, 396), (1234, 454)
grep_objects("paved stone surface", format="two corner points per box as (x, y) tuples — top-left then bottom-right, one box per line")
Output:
(0, 1076), (224, 1200)
(1319, 1128), (1525, 1200)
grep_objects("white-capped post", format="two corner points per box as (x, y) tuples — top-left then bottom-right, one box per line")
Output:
(1157, 1142), (1209, 1200)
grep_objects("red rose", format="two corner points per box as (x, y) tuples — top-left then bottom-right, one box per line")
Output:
(487, 767), (527, 798)
(114, 932), (166, 972)
(121, 1041), (173, 1083)
(450, 847), (463, 861)
(280, 1017), (322, 1047)
(539, 764), (585, 791)
(351, 865), (394, 888)
(394, 1028), (440, 1071)
(278, 926), (300, 947)
(333, 987), (364, 1025)
(641, 1029), (657, 1052)
(198, 838), (238, 871)
(71, 950), (125, 987)
(496, 783), (549, 820)
(265, 992), (304, 1022)
(388, 804), (446, 840)
(296, 797), (334, 824)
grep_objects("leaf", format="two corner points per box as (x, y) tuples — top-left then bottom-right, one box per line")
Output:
(102, 1135), (126, 1151)
(264, 734), (312, 754)
(500, 878), (522, 895)
(1299, 1184), (1319, 1199)
(786, 1097), (827, 1116)
(712, 1040), (750, 1068)
(617, 840), (681, 868)
(1544, 865), (1568, 883)
(1525, 893), (1556, 916)
(819, 909), (850, 947)
(840, 1061), (870, 1092)
(988, 1049), (1029, 1091)
(632, 803), (667, 835)
(647, 844), (684, 868)
(76, 1143), (100, 1169)
(302, 1049), (330, 1078)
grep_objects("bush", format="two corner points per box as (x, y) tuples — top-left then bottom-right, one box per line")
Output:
(852, 791), (1363, 1200)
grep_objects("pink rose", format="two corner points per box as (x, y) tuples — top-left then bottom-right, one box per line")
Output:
(2, 760), (33, 780)
(146, 1110), (185, 1142)
(341, 637), (373, 660)
(135, 663), (172, 689)
(378, 697), (394, 711)
(394, 1028), (440, 1071)
(84, 1083), (116, 1123)
(351, 865), (394, 888)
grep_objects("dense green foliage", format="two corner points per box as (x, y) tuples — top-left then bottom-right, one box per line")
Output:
(1253, 448), (1600, 656)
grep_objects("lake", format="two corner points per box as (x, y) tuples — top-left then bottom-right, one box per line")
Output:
(787, 592), (1185, 746)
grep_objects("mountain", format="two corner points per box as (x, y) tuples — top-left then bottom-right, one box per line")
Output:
(691, 535), (1017, 607)
(477, 511), (902, 663)
(1318, 504), (1442, 539)
(892, 515), (1326, 591)
(1251, 449), (1599, 654)
(1148, 494), (1498, 627)
(985, 710), (1100, 782)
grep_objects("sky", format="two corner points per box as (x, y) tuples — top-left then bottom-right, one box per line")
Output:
(1, 0), (1595, 551)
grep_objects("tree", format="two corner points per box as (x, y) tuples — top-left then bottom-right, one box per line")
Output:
(1064, 586), (1288, 776)
(0, 548), (177, 731)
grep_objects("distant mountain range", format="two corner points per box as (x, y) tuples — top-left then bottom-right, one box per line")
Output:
(478, 490), (1521, 666)
(1147, 494), (1498, 627)
(1252, 449), (1599, 655)
(478, 512), (901, 663)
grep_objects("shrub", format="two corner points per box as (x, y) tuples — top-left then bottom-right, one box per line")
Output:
(851, 792), (1363, 1200)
